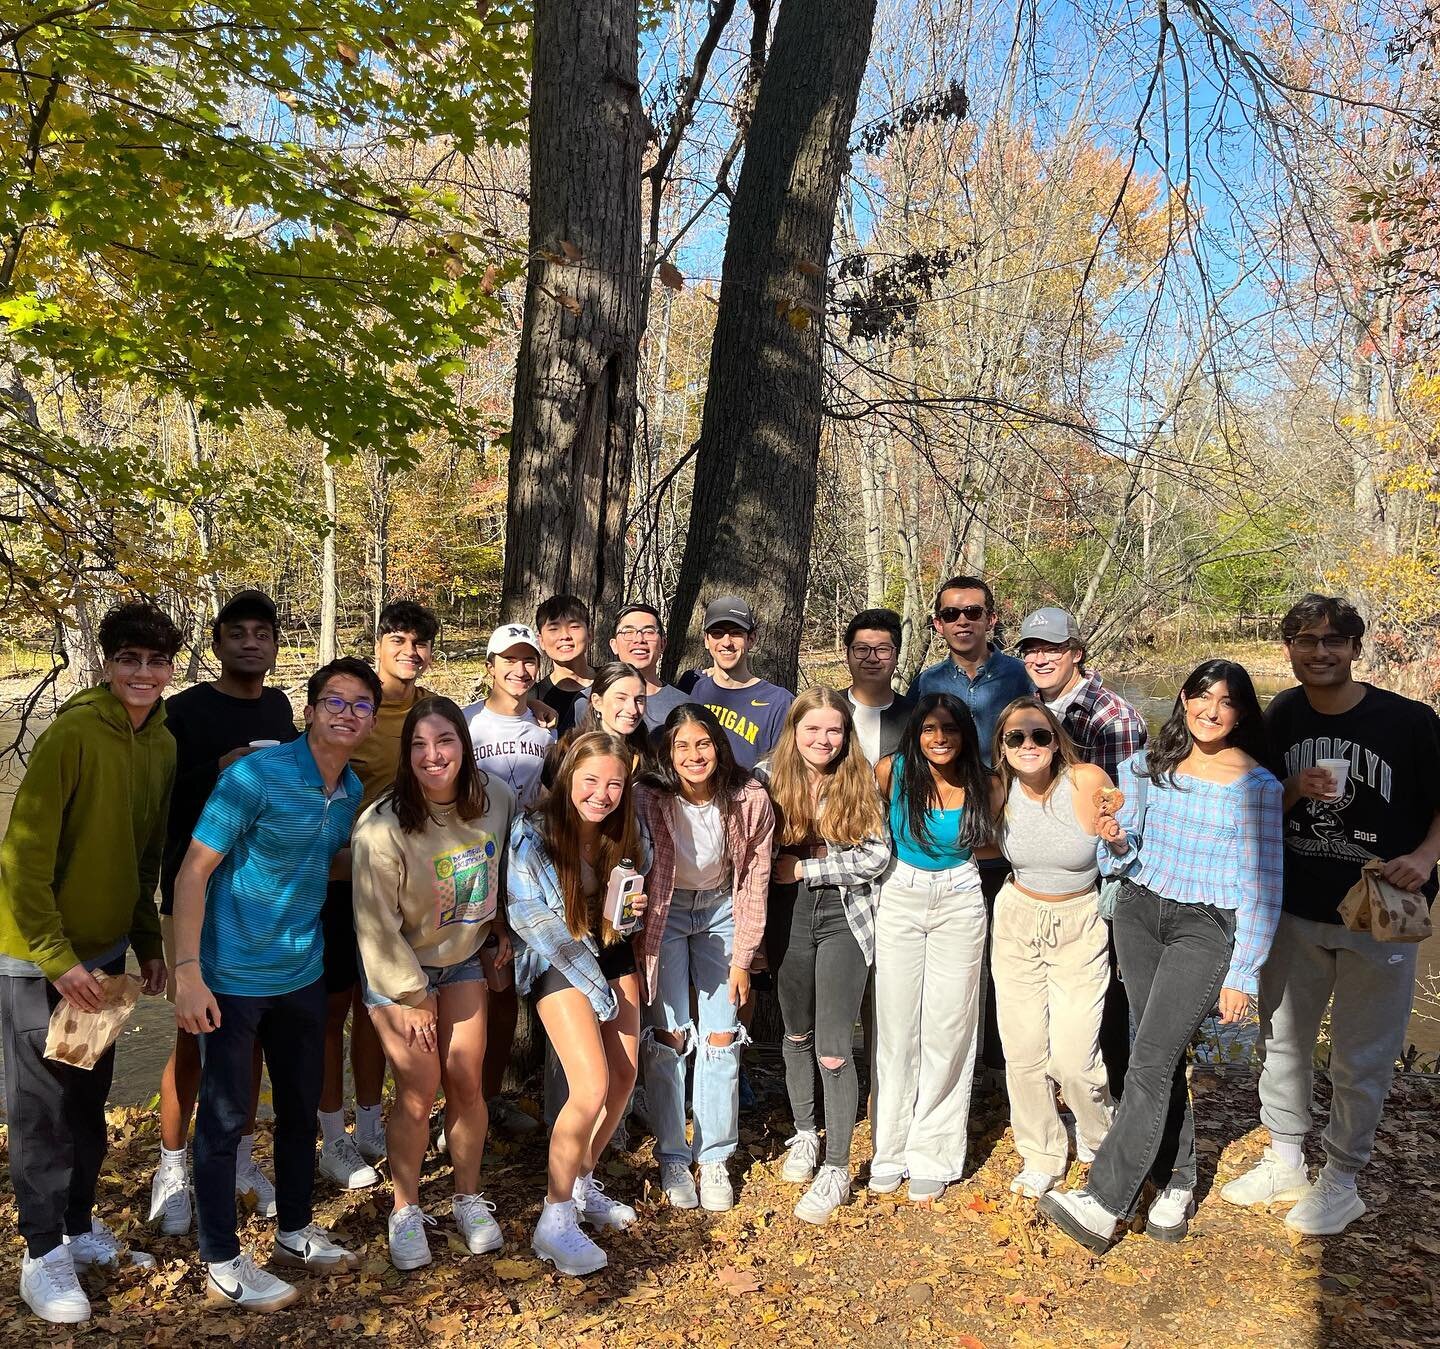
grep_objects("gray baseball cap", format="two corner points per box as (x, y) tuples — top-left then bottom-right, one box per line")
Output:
(702, 595), (757, 633)
(1017, 607), (1082, 647)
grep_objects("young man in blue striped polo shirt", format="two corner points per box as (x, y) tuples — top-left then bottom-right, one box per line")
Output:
(171, 657), (381, 1312)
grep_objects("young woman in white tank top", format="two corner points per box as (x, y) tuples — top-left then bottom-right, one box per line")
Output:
(992, 696), (1117, 1199)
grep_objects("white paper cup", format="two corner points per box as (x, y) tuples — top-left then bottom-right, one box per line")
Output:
(249, 739), (281, 749)
(1317, 757), (1350, 799)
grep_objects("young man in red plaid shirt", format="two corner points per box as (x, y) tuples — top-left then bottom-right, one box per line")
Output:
(1017, 608), (1148, 1099)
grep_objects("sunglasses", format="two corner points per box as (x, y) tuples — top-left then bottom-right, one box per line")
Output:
(936, 605), (988, 623)
(1002, 727), (1055, 749)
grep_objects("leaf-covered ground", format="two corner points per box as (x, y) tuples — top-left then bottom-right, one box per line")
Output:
(2, 1063), (1436, 1347)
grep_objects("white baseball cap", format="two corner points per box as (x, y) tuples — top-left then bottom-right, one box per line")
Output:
(486, 623), (541, 658)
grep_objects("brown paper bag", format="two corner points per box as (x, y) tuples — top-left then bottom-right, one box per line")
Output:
(44, 971), (142, 1070)
(1337, 859), (1434, 944)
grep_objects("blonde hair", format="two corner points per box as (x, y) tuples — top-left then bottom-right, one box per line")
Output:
(992, 696), (1082, 825)
(535, 731), (643, 943)
(768, 687), (884, 847)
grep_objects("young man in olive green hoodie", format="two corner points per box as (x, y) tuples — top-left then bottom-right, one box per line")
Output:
(0, 602), (181, 1324)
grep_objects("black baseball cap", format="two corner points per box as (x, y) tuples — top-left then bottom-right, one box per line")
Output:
(214, 589), (279, 630)
(703, 595), (757, 633)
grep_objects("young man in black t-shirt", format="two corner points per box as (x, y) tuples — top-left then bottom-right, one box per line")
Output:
(1221, 594), (1440, 1236)
(149, 590), (298, 1237)
(533, 594), (594, 737)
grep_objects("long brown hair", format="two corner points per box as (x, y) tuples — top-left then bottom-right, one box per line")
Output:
(991, 696), (1081, 824)
(768, 687), (884, 847)
(388, 696), (490, 834)
(535, 731), (643, 942)
(581, 660), (651, 761)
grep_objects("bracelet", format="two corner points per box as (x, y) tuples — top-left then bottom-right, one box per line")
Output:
(174, 957), (199, 970)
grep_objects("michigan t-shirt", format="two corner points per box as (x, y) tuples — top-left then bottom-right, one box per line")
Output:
(1265, 684), (1440, 923)
(686, 673), (793, 770)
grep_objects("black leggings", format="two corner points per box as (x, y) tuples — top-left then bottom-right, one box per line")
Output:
(768, 880), (869, 1169)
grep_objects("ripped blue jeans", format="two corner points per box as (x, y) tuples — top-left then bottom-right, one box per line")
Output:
(641, 887), (746, 1166)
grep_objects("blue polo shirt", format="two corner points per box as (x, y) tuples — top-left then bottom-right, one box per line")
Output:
(193, 735), (362, 996)
(909, 648), (1034, 765)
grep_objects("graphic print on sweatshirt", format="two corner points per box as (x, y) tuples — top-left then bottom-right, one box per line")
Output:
(433, 835), (499, 928)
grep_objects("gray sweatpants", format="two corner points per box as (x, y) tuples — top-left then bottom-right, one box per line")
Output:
(1256, 913), (1417, 1175)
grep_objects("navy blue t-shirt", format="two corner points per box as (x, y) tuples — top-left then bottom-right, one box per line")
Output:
(685, 673), (793, 770)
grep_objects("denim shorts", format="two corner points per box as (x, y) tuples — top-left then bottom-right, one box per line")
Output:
(360, 951), (486, 1009)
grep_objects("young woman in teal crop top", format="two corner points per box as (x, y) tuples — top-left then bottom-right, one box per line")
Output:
(870, 692), (996, 1201)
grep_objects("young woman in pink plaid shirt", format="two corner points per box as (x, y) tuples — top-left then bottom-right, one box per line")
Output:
(634, 705), (775, 1213)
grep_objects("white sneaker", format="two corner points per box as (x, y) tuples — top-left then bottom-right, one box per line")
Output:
(453, 1194), (504, 1254)
(1145, 1186), (1196, 1241)
(1010, 1168), (1062, 1199)
(63, 1220), (122, 1268)
(149, 1165), (192, 1235)
(532, 1199), (607, 1276)
(236, 1160), (278, 1219)
(355, 1131), (386, 1165)
(698, 1162), (734, 1212)
(1284, 1173), (1366, 1235)
(387, 1205), (435, 1271)
(272, 1223), (360, 1270)
(20, 1246), (90, 1324)
(780, 1130), (821, 1183)
(489, 1098), (539, 1135)
(573, 1172), (637, 1230)
(1220, 1148), (1311, 1207)
(205, 1252), (299, 1312)
(661, 1162), (698, 1209)
(794, 1165), (850, 1224)
(318, 1135), (380, 1190)
(1038, 1188), (1120, 1254)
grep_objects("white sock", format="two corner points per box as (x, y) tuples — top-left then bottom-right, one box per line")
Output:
(355, 1103), (383, 1143)
(236, 1134), (254, 1171)
(159, 1144), (187, 1173)
(1321, 1163), (1357, 1190)
(1271, 1139), (1305, 1170)
(319, 1110), (347, 1146)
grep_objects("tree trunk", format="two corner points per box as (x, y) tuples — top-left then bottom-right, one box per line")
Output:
(664, 0), (878, 685)
(501, 0), (644, 627)
(318, 456), (339, 663)
(366, 451), (391, 630)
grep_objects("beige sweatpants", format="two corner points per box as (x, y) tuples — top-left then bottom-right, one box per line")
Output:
(991, 882), (1114, 1176)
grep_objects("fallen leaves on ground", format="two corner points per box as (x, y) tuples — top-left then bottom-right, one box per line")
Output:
(0, 1059), (1435, 1345)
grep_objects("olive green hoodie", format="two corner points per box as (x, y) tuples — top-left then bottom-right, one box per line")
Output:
(0, 685), (173, 980)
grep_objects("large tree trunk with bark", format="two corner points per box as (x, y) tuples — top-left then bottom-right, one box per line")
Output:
(664, 0), (878, 685)
(501, 0), (643, 627)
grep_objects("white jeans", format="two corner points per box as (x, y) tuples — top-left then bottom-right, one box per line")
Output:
(991, 882), (1113, 1175)
(872, 859), (986, 1183)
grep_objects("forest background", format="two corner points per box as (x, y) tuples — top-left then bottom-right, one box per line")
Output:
(1, 0), (1438, 706)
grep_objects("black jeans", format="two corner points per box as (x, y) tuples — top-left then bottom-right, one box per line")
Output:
(1087, 883), (1233, 1218)
(0, 958), (124, 1257)
(195, 978), (326, 1261)
(769, 880), (869, 1168)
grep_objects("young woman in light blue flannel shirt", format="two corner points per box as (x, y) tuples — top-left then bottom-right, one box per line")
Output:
(1038, 659), (1283, 1255)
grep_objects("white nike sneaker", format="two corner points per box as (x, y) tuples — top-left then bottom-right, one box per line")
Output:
(20, 1246), (91, 1324)
(272, 1223), (360, 1271)
(661, 1162), (699, 1209)
(318, 1134), (380, 1190)
(387, 1205), (435, 1271)
(205, 1252), (299, 1312)
(780, 1130), (821, 1183)
(453, 1194), (504, 1254)
(63, 1220), (123, 1268)
(1010, 1167), (1063, 1199)
(236, 1160), (278, 1219)
(573, 1172), (637, 1230)
(149, 1165), (192, 1236)
(532, 1199), (606, 1276)
(794, 1165), (850, 1224)
(698, 1162), (734, 1212)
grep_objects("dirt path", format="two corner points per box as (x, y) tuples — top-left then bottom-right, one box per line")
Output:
(0, 1069), (1434, 1346)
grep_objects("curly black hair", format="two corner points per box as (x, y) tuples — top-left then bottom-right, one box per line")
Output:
(377, 599), (439, 646)
(98, 602), (182, 660)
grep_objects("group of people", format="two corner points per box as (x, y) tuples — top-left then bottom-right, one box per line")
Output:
(0, 575), (1435, 1325)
